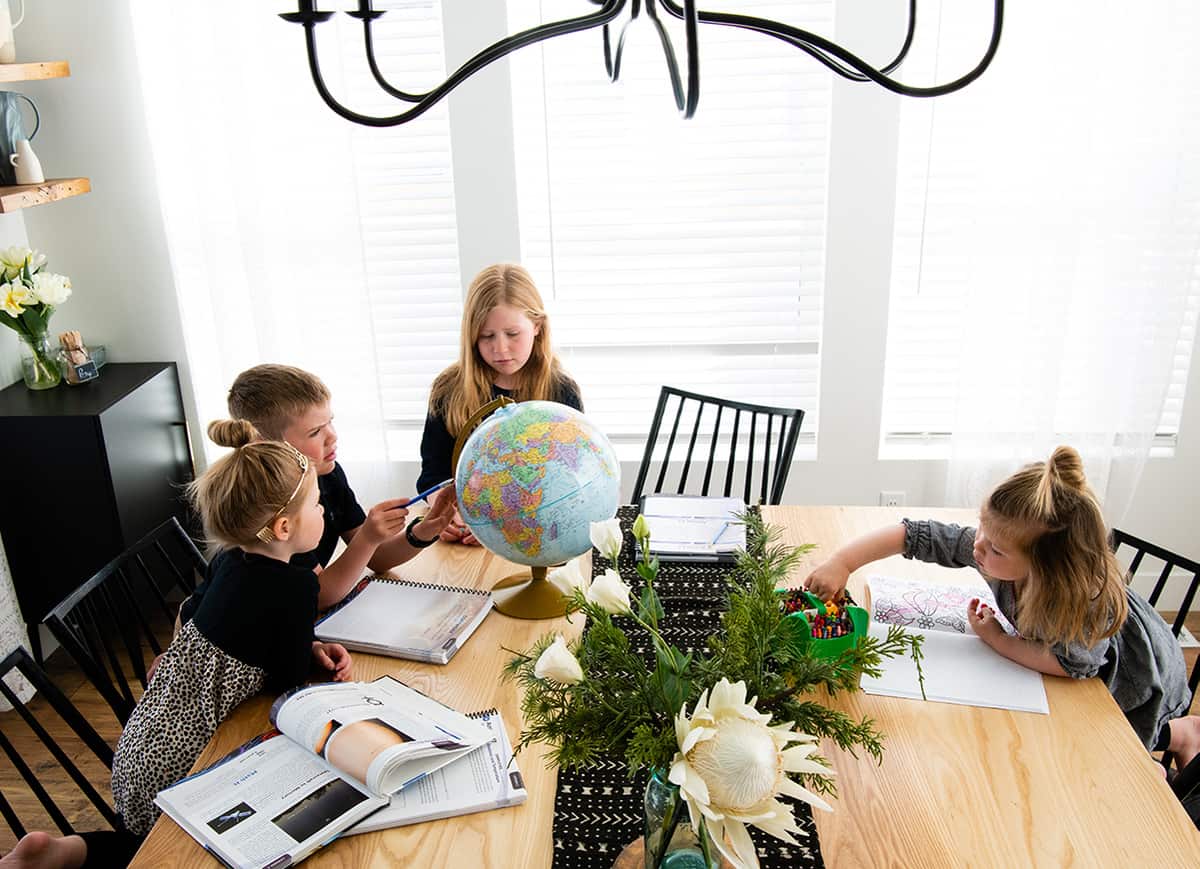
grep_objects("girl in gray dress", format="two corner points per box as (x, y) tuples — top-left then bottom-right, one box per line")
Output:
(805, 445), (1200, 768)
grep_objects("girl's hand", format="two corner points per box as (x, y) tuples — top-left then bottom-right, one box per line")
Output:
(414, 485), (457, 543)
(967, 597), (1004, 645)
(439, 508), (480, 546)
(803, 557), (851, 600)
(360, 498), (410, 546)
(312, 641), (353, 681)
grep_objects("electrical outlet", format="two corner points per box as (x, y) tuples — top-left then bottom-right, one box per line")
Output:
(879, 490), (905, 507)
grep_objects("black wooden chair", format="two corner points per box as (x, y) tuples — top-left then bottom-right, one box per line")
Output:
(43, 517), (207, 725)
(1110, 529), (1200, 770)
(0, 646), (121, 839)
(631, 386), (804, 506)
(1111, 529), (1200, 639)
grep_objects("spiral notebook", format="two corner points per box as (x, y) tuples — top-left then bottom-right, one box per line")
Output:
(315, 576), (494, 664)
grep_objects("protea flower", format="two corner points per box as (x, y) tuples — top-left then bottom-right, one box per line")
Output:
(669, 678), (833, 869)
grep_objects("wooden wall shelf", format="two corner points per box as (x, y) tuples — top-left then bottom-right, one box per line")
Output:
(0, 61), (70, 82)
(0, 177), (90, 212)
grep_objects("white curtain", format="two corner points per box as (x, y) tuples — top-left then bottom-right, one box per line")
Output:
(127, 1), (461, 504)
(893, 0), (1200, 521)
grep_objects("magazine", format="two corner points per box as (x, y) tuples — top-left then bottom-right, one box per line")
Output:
(638, 494), (746, 563)
(154, 675), (491, 868)
(343, 709), (527, 835)
(314, 576), (493, 664)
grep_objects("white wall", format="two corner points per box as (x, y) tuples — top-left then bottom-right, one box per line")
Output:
(2, 2), (1195, 608)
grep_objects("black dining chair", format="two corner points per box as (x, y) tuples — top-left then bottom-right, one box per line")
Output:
(0, 646), (121, 839)
(631, 386), (804, 506)
(43, 517), (207, 725)
(1110, 529), (1200, 770)
(1110, 529), (1200, 639)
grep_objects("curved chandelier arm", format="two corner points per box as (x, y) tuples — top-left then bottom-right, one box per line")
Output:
(604, 0), (699, 117)
(349, 1), (421, 103)
(281, 0), (629, 127)
(656, 0), (1002, 98)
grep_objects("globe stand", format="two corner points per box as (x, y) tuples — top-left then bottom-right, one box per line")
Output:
(491, 565), (568, 619)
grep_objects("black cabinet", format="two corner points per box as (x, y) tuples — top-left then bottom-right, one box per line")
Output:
(0, 362), (195, 658)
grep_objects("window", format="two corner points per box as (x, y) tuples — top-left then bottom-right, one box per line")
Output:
(506, 1), (833, 449)
(880, 0), (1200, 451)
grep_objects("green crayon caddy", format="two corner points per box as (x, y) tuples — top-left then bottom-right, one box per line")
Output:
(778, 589), (869, 659)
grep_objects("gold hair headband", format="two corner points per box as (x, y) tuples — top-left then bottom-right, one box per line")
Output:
(254, 445), (311, 544)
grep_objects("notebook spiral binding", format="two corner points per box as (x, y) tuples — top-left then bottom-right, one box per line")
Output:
(466, 708), (498, 720)
(368, 575), (491, 596)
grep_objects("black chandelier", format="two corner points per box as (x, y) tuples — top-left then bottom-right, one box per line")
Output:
(281, 0), (1004, 128)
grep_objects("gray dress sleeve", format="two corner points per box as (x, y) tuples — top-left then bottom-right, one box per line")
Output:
(901, 519), (979, 569)
(1051, 637), (1110, 680)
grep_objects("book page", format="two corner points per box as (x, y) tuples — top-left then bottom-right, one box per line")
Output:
(867, 574), (1015, 635)
(270, 679), (490, 795)
(344, 711), (528, 835)
(154, 730), (386, 868)
(861, 623), (1049, 713)
(315, 579), (492, 662)
(641, 495), (746, 555)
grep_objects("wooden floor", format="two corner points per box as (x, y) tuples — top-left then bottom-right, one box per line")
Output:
(1, 613), (1197, 855)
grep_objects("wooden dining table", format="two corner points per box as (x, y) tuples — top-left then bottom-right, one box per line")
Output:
(130, 505), (1200, 867)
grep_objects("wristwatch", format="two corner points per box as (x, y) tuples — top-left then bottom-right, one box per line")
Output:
(405, 516), (438, 549)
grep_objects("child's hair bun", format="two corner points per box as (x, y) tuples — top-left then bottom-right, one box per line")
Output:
(207, 418), (260, 449)
(1047, 445), (1087, 492)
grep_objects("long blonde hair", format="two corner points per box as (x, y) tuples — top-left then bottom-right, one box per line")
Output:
(429, 263), (573, 436)
(187, 419), (315, 551)
(983, 445), (1127, 647)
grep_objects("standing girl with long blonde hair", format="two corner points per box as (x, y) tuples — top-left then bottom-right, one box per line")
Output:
(418, 263), (582, 542)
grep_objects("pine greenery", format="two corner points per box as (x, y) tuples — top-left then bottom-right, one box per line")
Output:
(504, 512), (925, 800)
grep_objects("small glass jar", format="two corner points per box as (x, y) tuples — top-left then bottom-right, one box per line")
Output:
(56, 340), (99, 385)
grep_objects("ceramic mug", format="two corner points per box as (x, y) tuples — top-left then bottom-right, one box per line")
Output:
(0, 90), (36, 185)
(0, 0), (25, 65)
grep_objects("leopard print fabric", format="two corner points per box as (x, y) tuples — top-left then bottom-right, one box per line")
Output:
(111, 620), (265, 836)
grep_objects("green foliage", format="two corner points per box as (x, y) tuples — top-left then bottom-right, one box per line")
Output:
(504, 512), (925, 789)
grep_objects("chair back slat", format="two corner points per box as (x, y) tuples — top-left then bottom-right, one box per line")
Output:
(0, 647), (121, 839)
(43, 517), (207, 725)
(724, 409), (740, 498)
(632, 386), (805, 505)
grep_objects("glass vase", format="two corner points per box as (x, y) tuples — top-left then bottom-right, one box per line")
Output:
(18, 329), (61, 390)
(643, 768), (718, 869)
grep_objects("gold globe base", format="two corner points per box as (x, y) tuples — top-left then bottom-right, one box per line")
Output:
(491, 565), (568, 619)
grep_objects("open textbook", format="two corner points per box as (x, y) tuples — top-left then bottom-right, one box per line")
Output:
(638, 494), (746, 563)
(860, 575), (1048, 714)
(154, 675), (492, 868)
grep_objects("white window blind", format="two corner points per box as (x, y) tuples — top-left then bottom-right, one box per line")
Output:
(342, 3), (464, 426)
(506, 0), (833, 445)
(882, 0), (1200, 445)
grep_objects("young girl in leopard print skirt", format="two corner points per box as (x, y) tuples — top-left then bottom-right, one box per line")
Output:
(110, 419), (355, 836)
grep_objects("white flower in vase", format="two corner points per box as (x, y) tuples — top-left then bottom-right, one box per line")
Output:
(589, 517), (623, 563)
(533, 635), (584, 685)
(547, 559), (585, 596)
(30, 272), (72, 306)
(670, 678), (834, 869)
(586, 568), (632, 615)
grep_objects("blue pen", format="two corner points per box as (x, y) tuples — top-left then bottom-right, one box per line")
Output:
(711, 521), (731, 545)
(406, 478), (454, 505)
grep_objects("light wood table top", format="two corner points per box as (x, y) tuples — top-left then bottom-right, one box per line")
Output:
(130, 505), (1200, 867)
(770, 505), (1200, 867)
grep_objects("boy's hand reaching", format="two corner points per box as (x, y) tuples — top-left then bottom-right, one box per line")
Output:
(803, 556), (851, 601)
(967, 597), (1004, 646)
(312, 641), (353, 681)
(439, 507), (480, 545)
(360, 498), (410, 546)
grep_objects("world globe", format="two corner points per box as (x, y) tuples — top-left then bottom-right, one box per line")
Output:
(455, 400), (620, 571)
